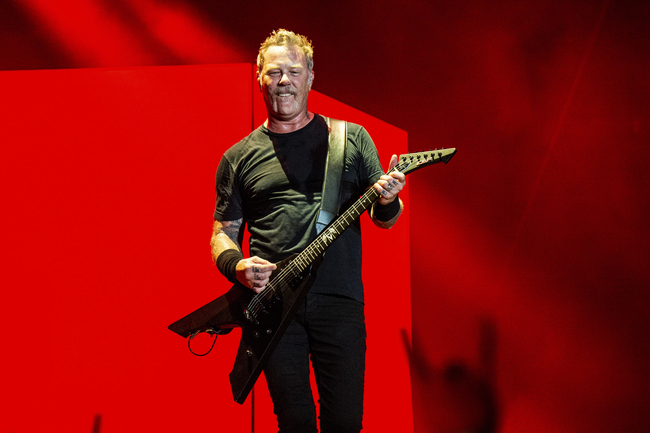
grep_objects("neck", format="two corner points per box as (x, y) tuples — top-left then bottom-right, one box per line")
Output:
(265, 111), (314, 134)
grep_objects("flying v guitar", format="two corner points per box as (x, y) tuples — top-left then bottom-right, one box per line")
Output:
(168, 148), (457, 404)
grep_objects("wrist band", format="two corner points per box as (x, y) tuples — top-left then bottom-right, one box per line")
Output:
(216, 249), (243, 283)
(373, 195), (401, 221)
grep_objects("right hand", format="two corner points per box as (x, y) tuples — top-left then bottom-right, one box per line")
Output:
(236, 256), (277, 293)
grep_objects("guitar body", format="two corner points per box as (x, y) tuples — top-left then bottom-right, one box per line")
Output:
(168, 254), (320, 403)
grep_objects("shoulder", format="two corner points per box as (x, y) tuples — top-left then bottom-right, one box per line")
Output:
(347, 123), (373, 148)
(326, 119), (382, 183)
(225, 126), (266, 155)
(318, 115), (372, 145)
(220, 125), (270, 168)
(343, 122), (376, 157)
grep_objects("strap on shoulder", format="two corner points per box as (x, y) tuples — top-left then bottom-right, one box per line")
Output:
(317, 117), (347, 234)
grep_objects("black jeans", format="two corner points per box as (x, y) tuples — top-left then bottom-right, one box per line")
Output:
(263, 293), (366, 433)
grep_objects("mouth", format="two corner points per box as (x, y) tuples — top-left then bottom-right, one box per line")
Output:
(274, 88), (296, 97)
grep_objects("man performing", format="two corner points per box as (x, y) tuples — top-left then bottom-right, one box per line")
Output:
(210, 29), (405, 433)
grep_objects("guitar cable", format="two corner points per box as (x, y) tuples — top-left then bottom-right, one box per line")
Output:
(187, 328), (219, 356)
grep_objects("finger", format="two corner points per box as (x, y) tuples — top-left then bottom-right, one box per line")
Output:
(381, 176), (400, 192)
(381, 177), (396, 192)
(387, 175), (404, 192)
(250, 256), (277, 271)
(387, 154), (399, 171)
(250, 281), (266, 293)
(250, 267), (275, 276)
(373, 183), (395, 202)
(252, 270), (272, 283)
(373, 183), (389, 197)
(251, 256), (273, 264)
(382, 171), (404, 182)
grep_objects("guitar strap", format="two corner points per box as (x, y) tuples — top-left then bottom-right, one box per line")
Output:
(316, 117), (347, 234)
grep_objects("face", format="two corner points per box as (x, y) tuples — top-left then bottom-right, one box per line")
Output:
(259, 45), (314, 122)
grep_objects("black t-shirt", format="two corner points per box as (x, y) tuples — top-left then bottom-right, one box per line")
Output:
(213, 114), (384, 302)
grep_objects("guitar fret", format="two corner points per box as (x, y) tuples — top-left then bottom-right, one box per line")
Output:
(292, 259), (304, 273)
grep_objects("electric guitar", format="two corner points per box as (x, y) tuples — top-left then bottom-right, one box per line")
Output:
(168, 148), (457, 404)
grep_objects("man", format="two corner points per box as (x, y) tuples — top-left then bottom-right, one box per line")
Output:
(210, 29), (405, 433)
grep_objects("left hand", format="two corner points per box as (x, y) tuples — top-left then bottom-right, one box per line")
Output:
(373, 154), (405, 205)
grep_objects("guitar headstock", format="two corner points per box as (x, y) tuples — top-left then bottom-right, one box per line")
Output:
(392, 148), (457, 176)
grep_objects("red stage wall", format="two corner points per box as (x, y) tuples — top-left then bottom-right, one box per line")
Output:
(0, 64), (411, 432)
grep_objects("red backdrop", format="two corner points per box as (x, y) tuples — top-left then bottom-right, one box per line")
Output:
(0, 64), (412, 432)
(1, 1), (649, 432)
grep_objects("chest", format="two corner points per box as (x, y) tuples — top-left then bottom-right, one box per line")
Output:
(243, 136), (328, 203)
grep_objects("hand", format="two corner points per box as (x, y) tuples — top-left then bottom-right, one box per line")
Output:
(373, 154), (405, 205)
(236, 256), (277, 293)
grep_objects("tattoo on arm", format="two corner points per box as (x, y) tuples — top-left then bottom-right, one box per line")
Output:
(221, 220), (242, 244)
(211, 219), (243, 262)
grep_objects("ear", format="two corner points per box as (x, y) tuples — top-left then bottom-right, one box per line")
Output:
(308, 70), (314, 88)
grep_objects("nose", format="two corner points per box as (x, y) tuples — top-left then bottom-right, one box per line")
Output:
(279, 73), (291, 85)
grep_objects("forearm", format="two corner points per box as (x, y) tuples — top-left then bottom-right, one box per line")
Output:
(211, 219), (245, 283)
(210, 218), (276, 290)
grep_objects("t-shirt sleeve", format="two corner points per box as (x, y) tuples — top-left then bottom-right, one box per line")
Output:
(213, 156), (243, 221)
(357, 126), (385, 186)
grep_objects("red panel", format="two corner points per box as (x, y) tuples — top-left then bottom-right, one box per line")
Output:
(0, 64), (254, 432)
(0, 64), (411, 432)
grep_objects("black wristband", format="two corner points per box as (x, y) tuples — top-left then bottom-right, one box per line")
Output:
(216, 249), (244, 283)
(373, 195), (401, 222)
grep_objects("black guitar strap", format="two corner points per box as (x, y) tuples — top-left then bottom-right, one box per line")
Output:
(316, 117), (347, 234)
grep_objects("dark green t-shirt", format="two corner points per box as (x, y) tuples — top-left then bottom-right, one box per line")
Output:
(213, 114), (384, 302)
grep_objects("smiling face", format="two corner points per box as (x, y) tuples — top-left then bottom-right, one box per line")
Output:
(258, 44), (314, 126)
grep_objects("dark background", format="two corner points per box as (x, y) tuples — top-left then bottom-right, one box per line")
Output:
(2, 0), (648, 432)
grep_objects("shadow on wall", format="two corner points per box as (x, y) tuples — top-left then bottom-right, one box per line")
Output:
(404, 319), (499, 433)
(92, 414), (102, 433)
